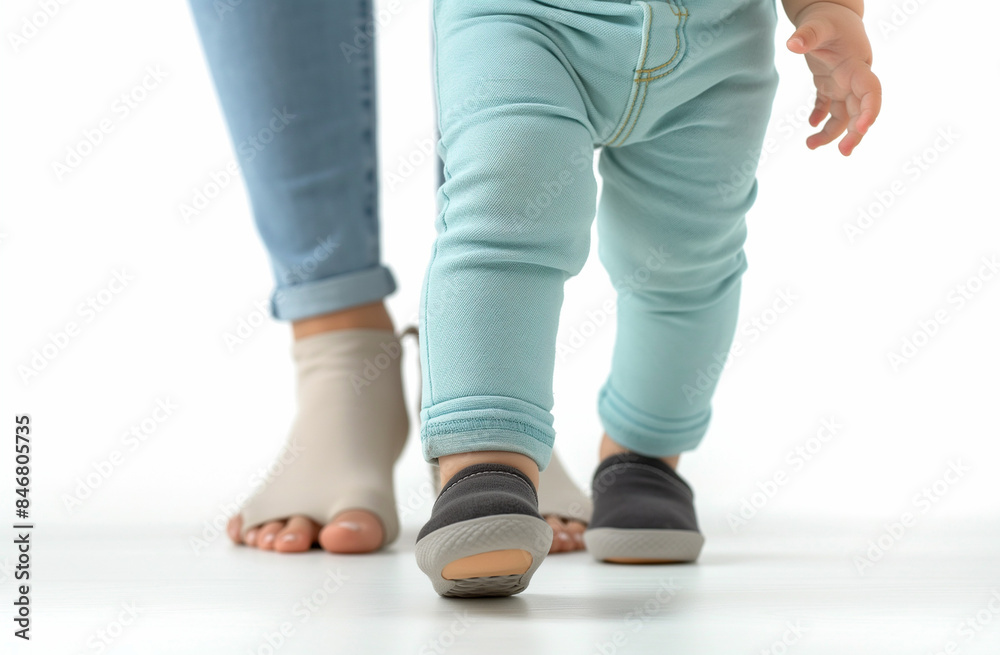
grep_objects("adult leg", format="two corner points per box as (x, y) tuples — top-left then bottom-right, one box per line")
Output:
(189, 0), (405, 553)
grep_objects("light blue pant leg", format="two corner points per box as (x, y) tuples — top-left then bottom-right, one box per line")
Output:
(421, 0), (778, 470)
(188, 0), (396, 321)
(420, 1), (635, 471)
(597, 0), (779, 457)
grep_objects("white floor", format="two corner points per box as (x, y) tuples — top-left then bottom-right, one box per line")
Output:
(4, 518), (998, 655)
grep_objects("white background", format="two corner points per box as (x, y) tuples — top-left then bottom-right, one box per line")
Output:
(1, 0), (997, 548)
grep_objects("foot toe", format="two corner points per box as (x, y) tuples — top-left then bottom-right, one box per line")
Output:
(318, 510), (384, 554)
(228, 515), (244, 544)
(564, 519), (586, 550)
(545, 516), (586, 553)
(255, 521), (286, 551)
(275, 516), (321, 553)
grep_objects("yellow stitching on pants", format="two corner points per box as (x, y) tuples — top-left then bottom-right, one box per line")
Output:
(606, 80), (640, 148)
(636, 3), (687, 75)
(642, 67), (681, 82)
(617, 80), (649, 145)
(604, 2), (653, 147)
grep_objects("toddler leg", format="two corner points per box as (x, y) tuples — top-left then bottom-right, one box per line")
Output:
(595, 4), (779, 459)
(416, 3), (606, 596)
(419, 21), (600, 474)
(586, 0), (780, 562)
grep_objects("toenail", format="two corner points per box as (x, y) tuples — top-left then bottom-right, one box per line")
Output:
(281, 533), (299, 542)
(261, 533), (275, 544)
(335, 521), (362, 532)
(246, 529), (258, 543)
(558, 532), (570, 542)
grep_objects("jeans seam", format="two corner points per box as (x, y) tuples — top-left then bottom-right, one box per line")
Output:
(358, 0), (378, 229)
(423, 0), (449, 407)
(643, 25), (687, 82)
(635, 1), (687, 76)
(602, 1), (653, 147)
(617, 80), (649, 146)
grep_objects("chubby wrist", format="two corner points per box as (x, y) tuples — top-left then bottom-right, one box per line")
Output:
(785, 0), (864, 25)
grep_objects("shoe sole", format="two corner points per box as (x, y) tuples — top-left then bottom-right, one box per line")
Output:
(584, 528), (704, 563)
(416, 514), (553, 597)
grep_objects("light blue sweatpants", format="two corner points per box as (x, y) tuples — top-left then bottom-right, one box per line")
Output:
(419, 0), (780, 470)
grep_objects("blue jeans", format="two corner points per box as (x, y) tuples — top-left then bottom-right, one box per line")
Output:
(419, 0), (779, 470)
(188, 0), (396, 321)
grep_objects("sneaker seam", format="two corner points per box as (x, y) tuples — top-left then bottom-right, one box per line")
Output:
(443, 469), (537, 501)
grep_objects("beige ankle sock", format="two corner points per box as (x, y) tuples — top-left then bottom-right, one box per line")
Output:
(239, 328), (408, 545)
(535, 449), (592, 523)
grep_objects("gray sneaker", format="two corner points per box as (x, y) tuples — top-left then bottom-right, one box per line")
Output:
(584, 452), (704, 563)
(415, 463), (553, 597)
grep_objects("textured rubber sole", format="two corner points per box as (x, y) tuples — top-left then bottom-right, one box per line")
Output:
(584, 528), (704, 563)
(416, 514), (553, 597)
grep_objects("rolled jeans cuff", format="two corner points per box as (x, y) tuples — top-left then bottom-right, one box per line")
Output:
(270, 265), (397, 322)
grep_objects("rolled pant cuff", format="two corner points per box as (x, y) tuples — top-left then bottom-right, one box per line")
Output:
(270, 265), (397, 322)
(420, 396), (555, 471)
(597, 382), (710, 457)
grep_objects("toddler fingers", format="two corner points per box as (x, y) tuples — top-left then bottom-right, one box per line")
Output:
(838, 89), (877, 156)
(833, 59), (881, 133)
(786, 16), (834, 54)
(806, 105), (848, 150)
(808, 94), (831, 128)
(853, 71), (882, 135)
(838, 127), (864, 156)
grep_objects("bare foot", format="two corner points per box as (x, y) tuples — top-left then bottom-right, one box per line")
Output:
(226, 302), (404, 555)
(228, 509), (384, 554)
(546, 516), (586, 553)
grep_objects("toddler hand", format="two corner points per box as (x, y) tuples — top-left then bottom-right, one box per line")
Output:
(786, 2), (882, 155)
